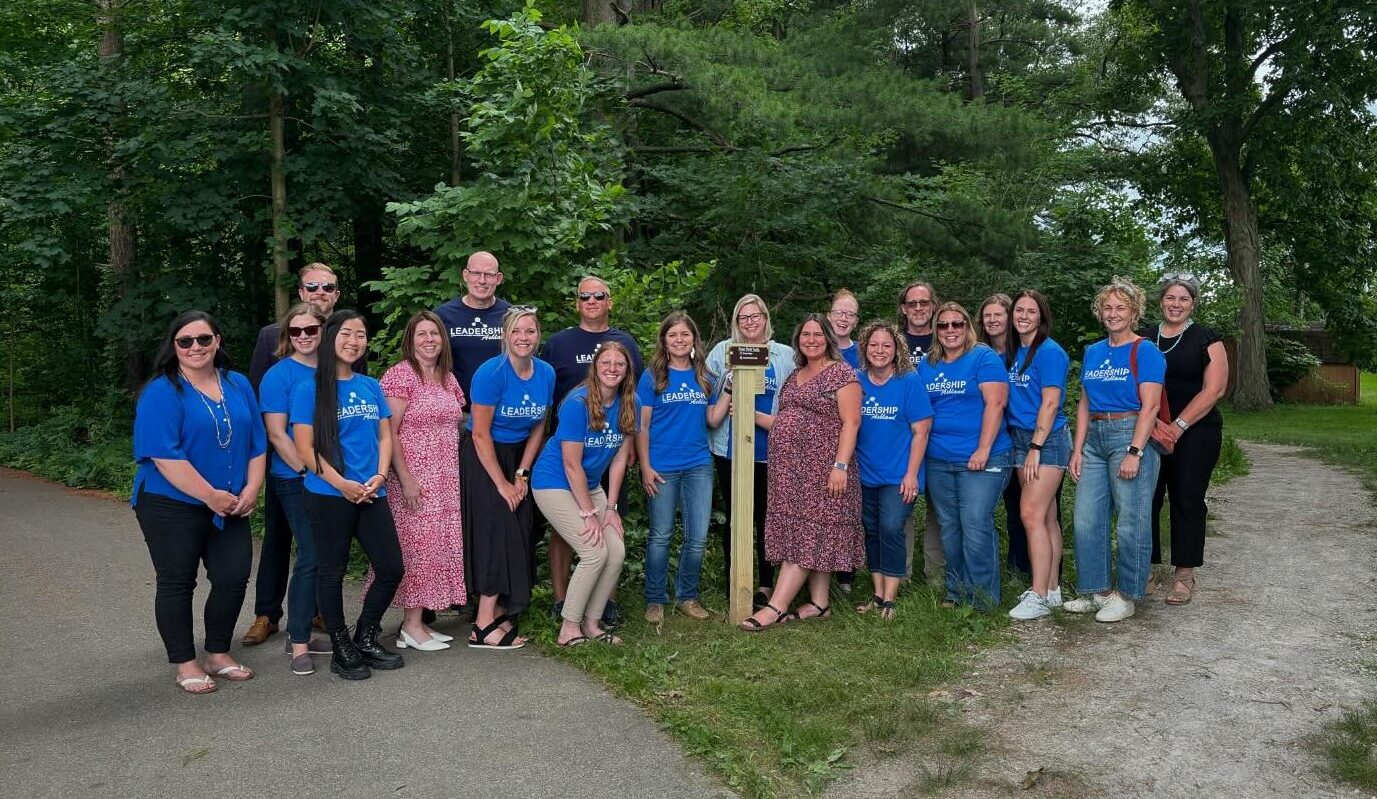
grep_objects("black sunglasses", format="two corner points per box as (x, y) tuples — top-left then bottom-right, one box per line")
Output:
(287, 324), (321, 338)
(174, 334), (216, 349)
(935, 320), (967, 330)
(578, 291), (610, 301)
(302, 282), (338, 293)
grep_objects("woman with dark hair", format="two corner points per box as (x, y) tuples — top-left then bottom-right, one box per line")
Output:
(919, 302), (1013, 611)
(1004, 291), (1072, 621)
(978, 293), (1037, 581)
(463, 306), (554, 650)
(1141, 274), (1229, 605)
(258, 302), (331, 675)
(637, 311), (716, 623)
(741, 314), (863, 630)
(132, 310), (267, 693)
(290, 310), (404, 680)
(379, 310), (467, 652)
(534, 342), (639, 646)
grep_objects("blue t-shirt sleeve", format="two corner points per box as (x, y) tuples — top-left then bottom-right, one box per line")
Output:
(469, 359), (502, 406)
(905, 375), (934, 421)
(1039, 345), (1070, 390)
(289, 381), (315, 427)
(1136, 342), (1167, 384)
(133, 379), (186, 460)
(231, 372), (268, 458)
(635, 371), (655, 407)
(258, 364), (292, 414)
(553, 394), (589, 442)
(975, 348), (1007, 384)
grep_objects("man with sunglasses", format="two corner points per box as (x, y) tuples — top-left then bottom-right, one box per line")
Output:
(434, 251), (512, 409)
(243, 263), (358, 646)
(539, 276), (644, 623)
(897, 280), (946, 588)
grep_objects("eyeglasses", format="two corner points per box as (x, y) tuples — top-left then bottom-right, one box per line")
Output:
(578, 291), (610, 302)
(828, 310), (858, 320)
(935, 320), (967, 331)
(464, 268), (502, 282)
(174, 334), (216, 349)
(737, 313), (765, 324)
(902, 299), (934, 309)
(302, 282), (337, 293)
(287, 324), (321, 338)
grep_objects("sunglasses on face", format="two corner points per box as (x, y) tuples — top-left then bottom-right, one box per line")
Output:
(175, 334), (216, 349)
(935, 320), (966, 331)
(902, 299), (934, 309)
(579, 291), (610, 302)
(288, 324), (321, 338)
(302, 282), (337, 293)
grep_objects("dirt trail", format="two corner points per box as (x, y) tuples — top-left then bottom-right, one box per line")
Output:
(827, 441), (1377, 799)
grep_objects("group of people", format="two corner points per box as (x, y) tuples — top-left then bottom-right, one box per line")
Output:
(131, 253), (1228, 694)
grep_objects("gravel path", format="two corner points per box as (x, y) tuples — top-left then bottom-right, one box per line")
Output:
(827, 441), (1377, 799)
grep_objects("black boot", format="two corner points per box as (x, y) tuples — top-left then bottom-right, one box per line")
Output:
(328, 628), (371, 680)
(353, 622), (404, 670)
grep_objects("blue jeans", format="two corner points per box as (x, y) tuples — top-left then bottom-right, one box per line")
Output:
(1072, 417), (1161, 600)
(272, 476), (318, 643)
(862, 485), (914, 578)
(925, 451), (1013, 610)
(644, 462), (714, 604)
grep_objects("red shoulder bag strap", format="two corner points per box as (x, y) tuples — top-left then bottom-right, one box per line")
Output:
(1128, 337), (1172, 422)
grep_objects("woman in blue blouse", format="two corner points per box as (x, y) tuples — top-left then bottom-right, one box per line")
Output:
(636, 312), (716, 623)
(132, 310), (267, 694)
(462, 306), (555, 650)
(917, 302), (1012, 611)
(533, 342), (639, 646)
(1004, 291), (1072, 621)
(291, 310), (404, 680)
(853, 320), (932, 620)
(1066, 278), (1164, 623)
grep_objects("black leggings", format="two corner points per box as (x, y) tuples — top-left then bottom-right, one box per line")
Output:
(713, 455), (773, 589)
(1151, 424), (1222, 568)
(252, 478), (292, 621)
(134, 492), (252, 663)
(308, 493), (404, 632)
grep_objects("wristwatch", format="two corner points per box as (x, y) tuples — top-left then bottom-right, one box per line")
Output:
(514, 468), (530, 480)
(606, 503), (619, 512)
(297, 465), (309, 477)
(1125, 445), (1144, 457)
(1028, 441), (1044, 451)
(1174, 418), (1190, 432)
(833, 461), (848, 471)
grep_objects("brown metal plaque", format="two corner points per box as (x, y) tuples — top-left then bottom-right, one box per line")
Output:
(728, 344), (769, 367)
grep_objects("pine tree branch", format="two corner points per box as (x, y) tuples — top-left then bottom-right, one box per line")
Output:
(626, 81), (689, 100)
(628, 98), (735, 148)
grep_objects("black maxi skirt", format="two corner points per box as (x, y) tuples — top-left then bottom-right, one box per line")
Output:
(461, 431), (536, 616)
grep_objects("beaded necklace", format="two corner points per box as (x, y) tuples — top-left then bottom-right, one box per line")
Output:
(1156, 319), (1194, 356)
(182, 369), (233, 449)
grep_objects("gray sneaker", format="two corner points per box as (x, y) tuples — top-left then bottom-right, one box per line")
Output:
(1063, 593), (1108, 614)
(1045, 587), (1063, 608)
(290, 652), (315, 675)
(1094, 594), (1135, 623)
(284, 636), (332, 654)
(1008, 590), (1050, 621)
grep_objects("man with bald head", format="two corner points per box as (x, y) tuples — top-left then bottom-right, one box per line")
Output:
(435, 251), (512, 407)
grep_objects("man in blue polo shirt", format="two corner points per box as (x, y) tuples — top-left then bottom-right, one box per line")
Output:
(434, 251), (512, 411)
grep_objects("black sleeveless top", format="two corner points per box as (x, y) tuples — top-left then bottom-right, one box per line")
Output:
(1137, 322), (1223, 428)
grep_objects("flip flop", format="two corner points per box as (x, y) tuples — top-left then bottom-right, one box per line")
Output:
(211, 664), (254, 682)
(592, 632), (623, 645)
(175, 674), (217, 694)
(557, 635), (588, 647)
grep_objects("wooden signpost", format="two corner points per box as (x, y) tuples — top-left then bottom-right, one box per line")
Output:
(726, 343), (769, 624)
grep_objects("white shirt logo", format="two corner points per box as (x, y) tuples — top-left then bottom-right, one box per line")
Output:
(1084, 357), (1130, 383)
(861, 394), (900, 421)
(926, 372), (968, 396)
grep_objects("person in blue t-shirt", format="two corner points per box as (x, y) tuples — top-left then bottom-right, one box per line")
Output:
(853, 320), (932, 620)
(1003, 291), (1072, 622)
(532, 342), (639, 647)
(290, 310), (404, 680)
(433, 251), (511, 411)
(1065, 278), (1165, 624)
(827, 289), (862, 370)
(917, 303), (1013, 611)
(462, 306), (555, 651)
(131, 310), (267, 694)
(635, 312), (716, 623)
(257, 303), (332, 673)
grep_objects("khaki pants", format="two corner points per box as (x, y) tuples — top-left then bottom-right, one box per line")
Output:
(534, 488), (624, 625)
(906, 500), (945, 585)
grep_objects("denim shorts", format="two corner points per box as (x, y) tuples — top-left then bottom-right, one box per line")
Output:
(1010, 425), (1072, 469)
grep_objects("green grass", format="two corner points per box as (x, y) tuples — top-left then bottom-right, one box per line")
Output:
(1313, 701), (1377, 790)
(1224, 382), (1377, 491)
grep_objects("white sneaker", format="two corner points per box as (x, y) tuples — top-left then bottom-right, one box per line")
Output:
(1045, 587), (1063, 608)
(1008, 590), (1050, 621)
(1063, 593), (1107, 614)
(1094, 594), (1135, 623)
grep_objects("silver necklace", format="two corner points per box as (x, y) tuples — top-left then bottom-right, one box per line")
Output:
(182, 370), (233, 449)
(1156, 319), (1193, 355)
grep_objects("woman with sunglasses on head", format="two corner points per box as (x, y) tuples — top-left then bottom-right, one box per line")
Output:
(132, 311), (267, 693)
(1139, 274), (1228, 606)
(257, 303), (332, 675)
(462, 306), (554, 650)
(918, 303), (1013, 611)
(706, 294), (795, 610)
(637, 312), (716, 623)
(534, 343), (639, 645)
(378, 311), (468, 653)
(290, 310), (404, 680)
(1003, 291), (1072, 621)
(1066, 278), (1164, 623)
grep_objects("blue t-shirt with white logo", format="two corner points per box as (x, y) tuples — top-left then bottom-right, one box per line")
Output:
(1081, 337), (1166, 413)
(289, 375), (392, 498)
(856, 371), (934, 488)
(917, 345), (1013, 462)
(466, 355), (555, 444)
(1006, 339), (1070, 432)
(434, 296), (511, 410)
(636, 367), (715, 474)
(531, 387), (639, 491)
(724, 364), (778, 462)
(258, 357), (316, 479)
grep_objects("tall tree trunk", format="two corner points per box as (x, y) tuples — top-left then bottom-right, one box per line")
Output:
(1207, 129), (1271, 410)
(967, 2), (984, 100)
(444, 2), (461, 186)
(97, 0), (142, 389)
(269, 86), (290, 318)
(354, 207), (384, 328)
(583, 0), (617, 26)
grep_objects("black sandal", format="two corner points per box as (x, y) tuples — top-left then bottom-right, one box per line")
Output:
(879, 599), (897, 621)
(790, 601), (832, 622)
(468, 615), (526, 650)
(740, 603), (787, 631)
(856, 594), (884, 614)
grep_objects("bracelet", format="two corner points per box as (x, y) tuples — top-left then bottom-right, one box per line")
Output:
(606, 503), (619, 512)
(514, 474), (529, 482)
(1028, 441), (1044, 451)
(370, 473), (385, 484)
(578, 508), (598, 519)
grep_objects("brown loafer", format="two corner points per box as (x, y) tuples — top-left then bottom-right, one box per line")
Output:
(677, 600), (711, 620)
(644, 603), (665, 624)
(241, 615), (278, 645)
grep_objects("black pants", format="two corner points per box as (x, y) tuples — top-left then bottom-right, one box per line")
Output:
(1151, 424), (1222, 568)
(713, 455), (773, 588)
(308, 493), (404, 632)
(251, 477), (291, 621)
(134, 492), (252, 663)
(1002, 473), (1065, 580)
